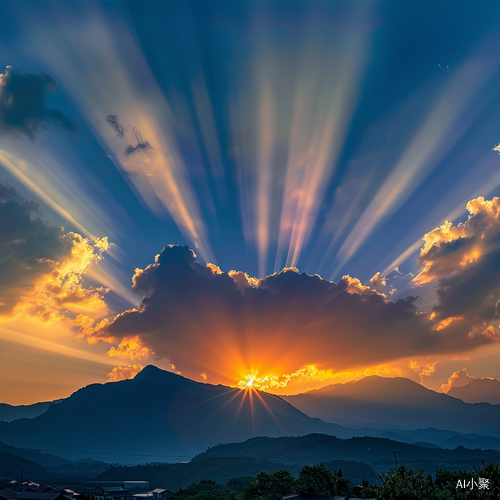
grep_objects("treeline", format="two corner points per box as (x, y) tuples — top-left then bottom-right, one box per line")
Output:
(170, 461), (500, 499)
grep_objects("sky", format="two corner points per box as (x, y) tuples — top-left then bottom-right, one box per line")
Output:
(1, 0), (500, 405)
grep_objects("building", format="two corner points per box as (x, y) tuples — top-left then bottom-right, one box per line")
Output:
(0, 482), (80, 500)
(92, 486), (135, 500)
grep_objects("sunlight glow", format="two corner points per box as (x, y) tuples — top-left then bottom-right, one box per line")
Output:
(32, 10), (215, 262)
(231, 7), (373, 275)
(331, 50), (498, 279)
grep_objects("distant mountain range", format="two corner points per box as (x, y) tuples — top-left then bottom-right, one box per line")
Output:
(0, 447), (45, 477)
(0, 366), (348, 463)
(0, 402), (52, 422)
(283, 375), (500, 435)
(1, 367), (500, 465)
(447, 377), (500, 404)
(189, 433), (500, 479)
(193, 433), (500, 468)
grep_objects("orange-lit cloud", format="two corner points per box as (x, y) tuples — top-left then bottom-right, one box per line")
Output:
(10, 233), (109, 324)
(370, 272), (397, 296)
(0, 184), (109, 322)
(435, 316), (462, 331)
(439, 368), (474, 393)
(107, 364), (143, 382)
(238, 365), (341, 391)
(416, 197), (500, 283)
(408, 359), (436, 384)
(413, 197), (500, 344)
(106, 335), (154, 361)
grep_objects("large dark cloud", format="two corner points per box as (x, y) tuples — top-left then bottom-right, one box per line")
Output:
(98, 244), (494, 380)
(0, 66), (76, 139)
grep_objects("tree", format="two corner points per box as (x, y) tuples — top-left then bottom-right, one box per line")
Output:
(170, 479), (237, 500)
(242, 470), (296, 500)
(226, 476), (254, 493)
(296, 463), (340, 496)
(377, 466), (433, 500)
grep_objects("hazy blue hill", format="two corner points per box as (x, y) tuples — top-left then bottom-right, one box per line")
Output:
(192, 433), (500, 471)
(0, 402), (52, 422)
(447, 378), (500, 404)
(0, 440), (69, 466)
(96, 455), (379, 489)
(438, 434), (500, 450)
(284, 375), (500, 433)
(0, 366), (351, 463)
(0, 448), (45, 478)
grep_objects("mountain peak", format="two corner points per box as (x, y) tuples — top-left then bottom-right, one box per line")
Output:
(133, 365), (193, 386)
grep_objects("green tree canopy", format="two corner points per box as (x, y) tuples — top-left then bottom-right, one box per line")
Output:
(296, 463), (338, 496)
(242, 469), (296, 500)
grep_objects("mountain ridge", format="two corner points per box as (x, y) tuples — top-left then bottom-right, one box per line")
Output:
(283, 375), (500, 434)
(447, 377), (500, 404)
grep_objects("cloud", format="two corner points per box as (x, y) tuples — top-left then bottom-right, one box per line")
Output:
(370, 272), (387, 288)
(105, 114), (125, 138)
(0, 183), (108, 319)
(106, 335), (154, 361)
(439, 368), (474, 393)
(0, 182), (24, 203)
(416, 197), (500, 340)
(123, 126), (153, 157)
(89, 244), (496, 386)
(107, 364), (143, 382)
(0, 66), (76, 139)
(408, 359), (436, 384)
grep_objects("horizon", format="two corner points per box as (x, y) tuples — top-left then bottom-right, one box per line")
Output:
(2, 364), (497, 408)
(1, 0), (500, 406)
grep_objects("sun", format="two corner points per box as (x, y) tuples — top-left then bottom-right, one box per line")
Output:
(238, 371), (262, 390)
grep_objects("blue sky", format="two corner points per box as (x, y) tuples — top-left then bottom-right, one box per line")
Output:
(1, 0), (500, 403)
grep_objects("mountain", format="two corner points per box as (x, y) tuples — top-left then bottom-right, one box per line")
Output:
(0, 365), (350, 464)
(0, 402), (52, 422)
(447, 378), (500, 404)
(0, 440), (69, 467)
(0, 448), (45, 478)
(192, 433), (500, 477)
(283, 375), (500, 434)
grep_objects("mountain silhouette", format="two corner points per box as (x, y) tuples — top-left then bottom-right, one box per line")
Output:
(192, 433), (500, 469)
(447, 378), (500, 404)
(0, 365), (349, 463)
(0, 401), (52, 422)
(283, 375), (500, 434)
